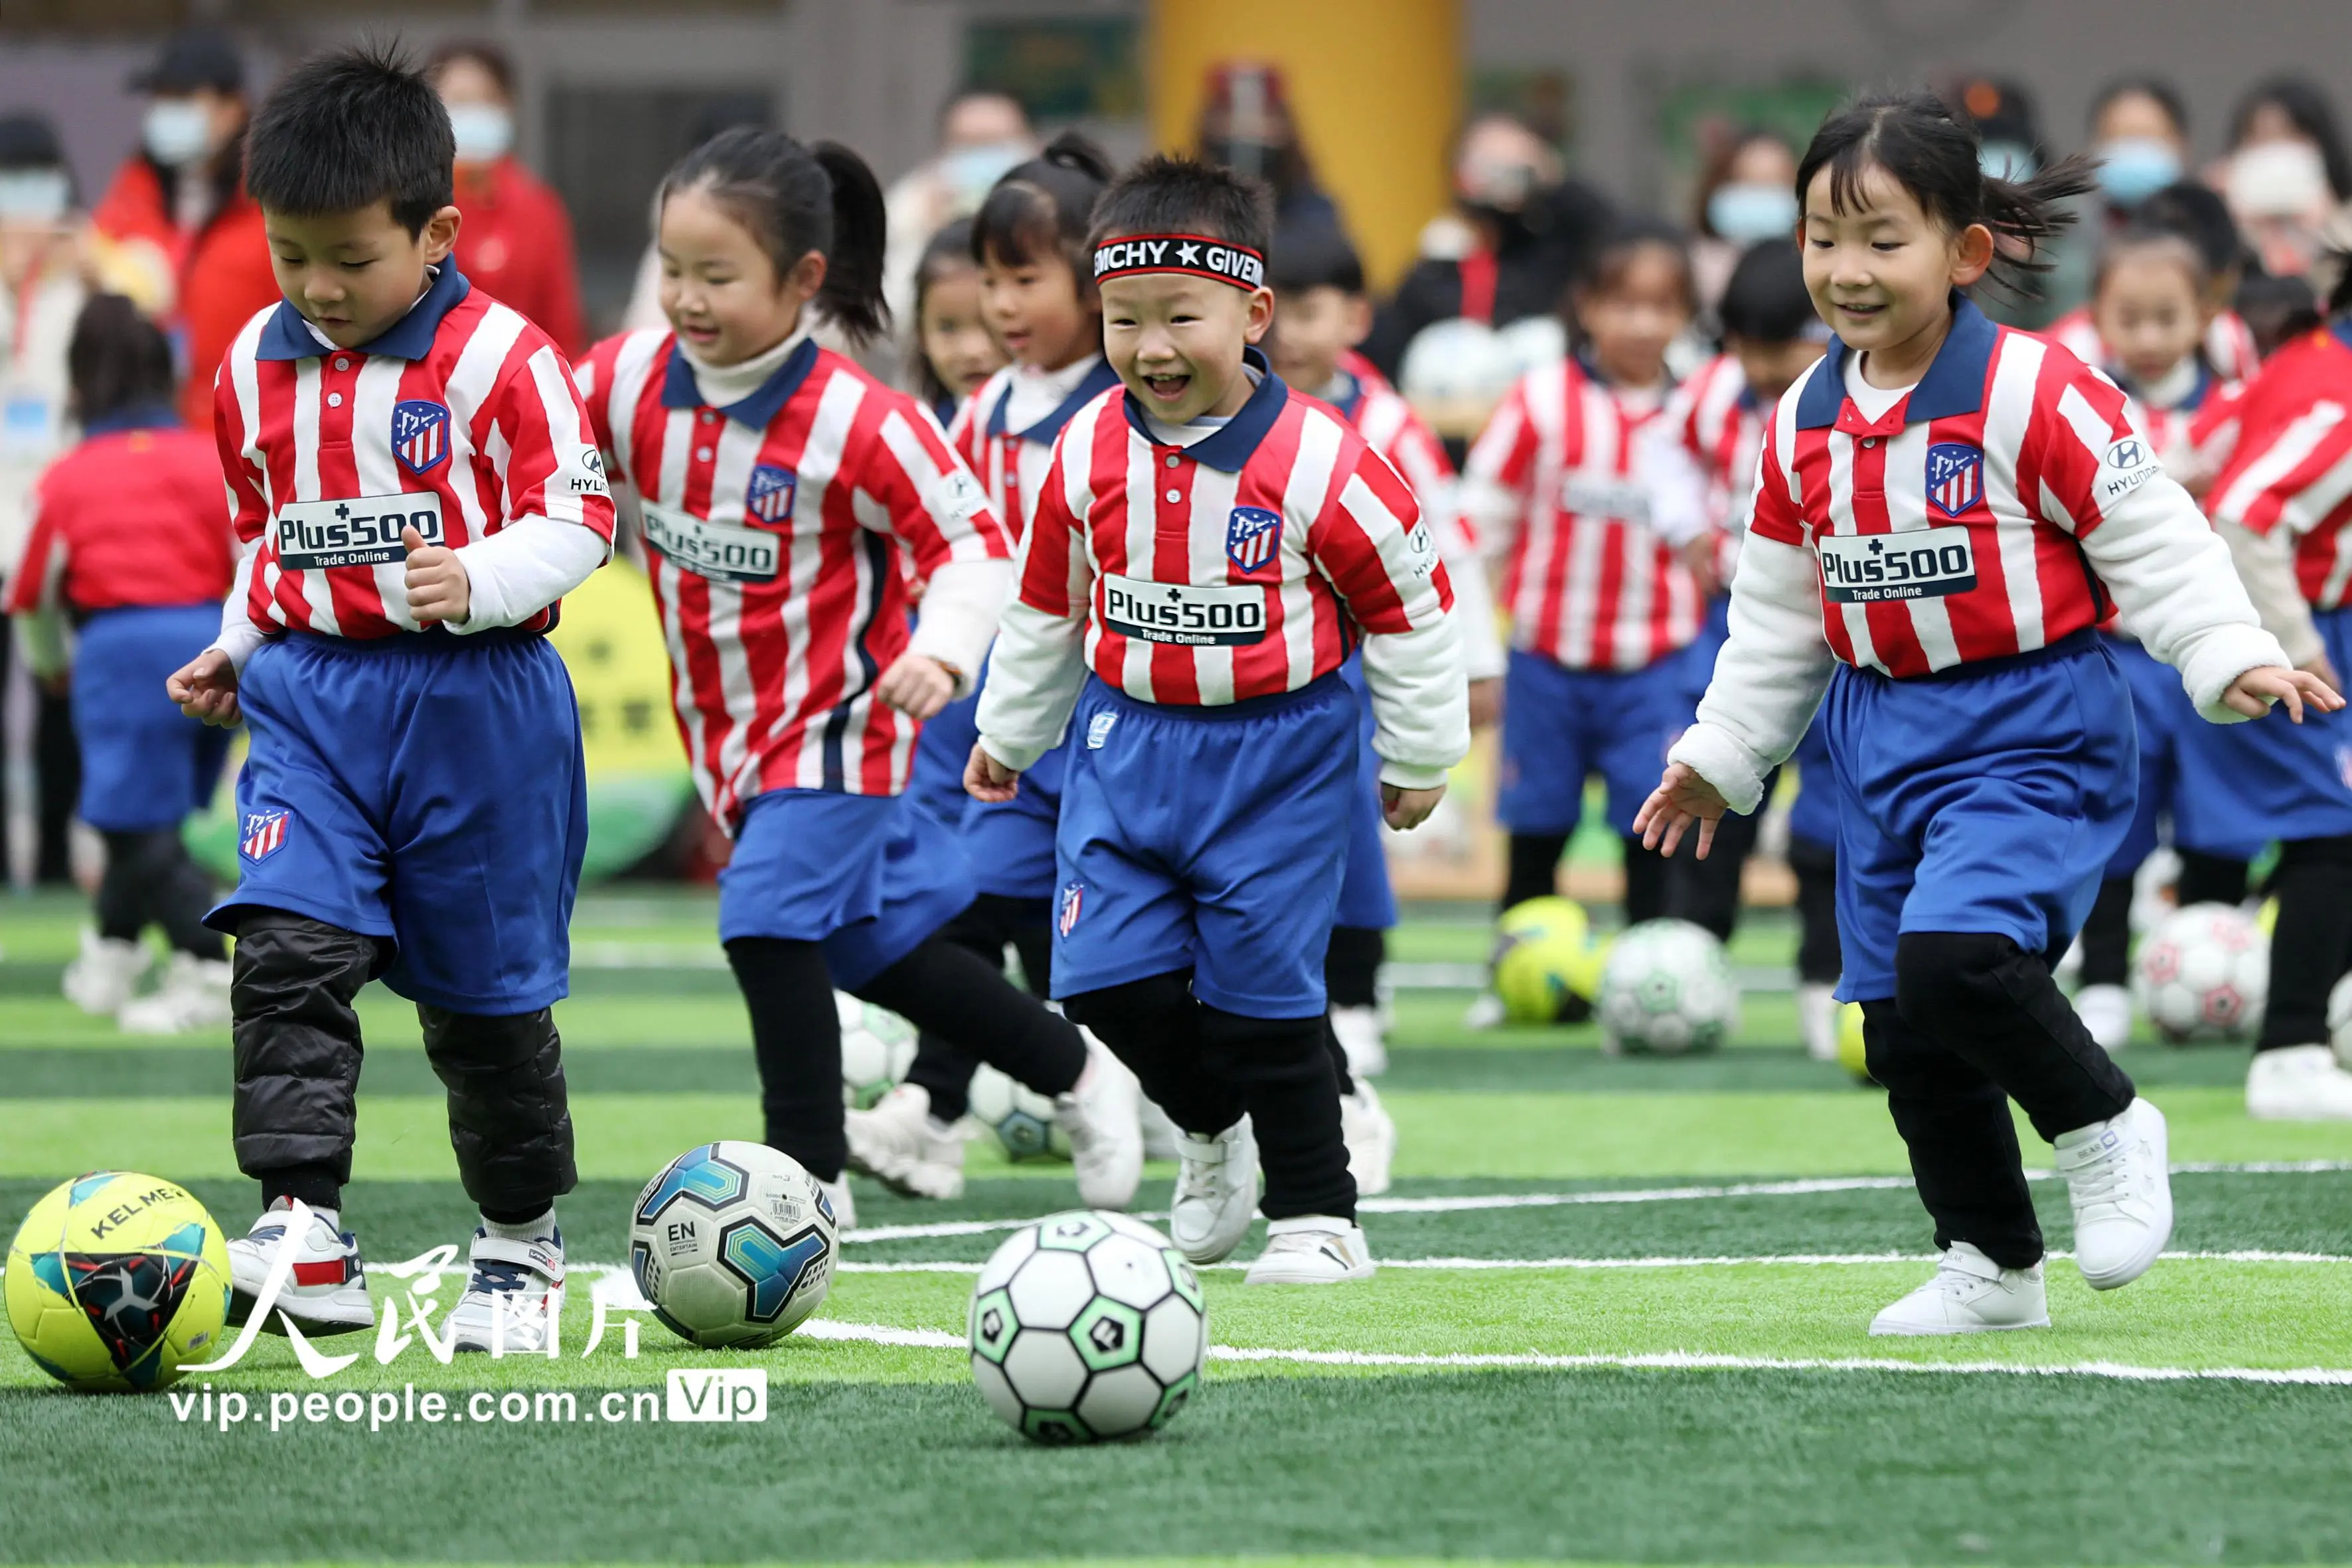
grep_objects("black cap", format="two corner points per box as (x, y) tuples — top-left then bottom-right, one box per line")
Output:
(0, 114), (65, 172)
(131, 27), (245, 96)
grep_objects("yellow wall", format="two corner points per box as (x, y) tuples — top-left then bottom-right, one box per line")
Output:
(1147, 0), (1460, 291)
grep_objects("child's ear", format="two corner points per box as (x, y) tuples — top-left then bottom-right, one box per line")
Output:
(1243, 286), (1275, 345)
(1344, 292), (1374, 349)
(785, 249), (827, 302)
(1950, 222), (1997, 288)
(422, 205), (463, 265)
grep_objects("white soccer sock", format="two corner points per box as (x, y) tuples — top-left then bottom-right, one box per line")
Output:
(481, 1208), (558, 1244)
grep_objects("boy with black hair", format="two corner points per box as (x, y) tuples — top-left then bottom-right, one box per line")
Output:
(970, 156), (1470, 1282)
(165, 44), (613, 1350)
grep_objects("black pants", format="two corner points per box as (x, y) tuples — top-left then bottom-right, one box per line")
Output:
(1864, 930), (2136, 1269)
(901, 894), (1067, 1121)
(732, 927), (1087, 1180)
(230, 909), (576, 1221)
(2078, 850), (2252, 990)
(1067, 970), (1354, 1221)
(1502, 832), (1671, 925)
(96, 828), (224, 959)
(1789, 838), (1843, 985)
(2259, 835), (2352, 1050)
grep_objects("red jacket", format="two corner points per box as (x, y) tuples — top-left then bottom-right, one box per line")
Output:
(451, 157), (584, 354)
(5, 414), (234, 615)
(90, 155), (280, 430)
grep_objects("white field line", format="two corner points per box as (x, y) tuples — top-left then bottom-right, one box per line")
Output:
(819, 1249), (2352, 1276)
(785, 1316), (2352, 1387)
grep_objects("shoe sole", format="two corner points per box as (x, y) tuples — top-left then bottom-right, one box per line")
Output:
(1868, 1314), (2051, 1336)
(2077, 1109), (2173, 1291)
(1243, 1263), (1377, 1285)
(228, 1284), (375, 1337)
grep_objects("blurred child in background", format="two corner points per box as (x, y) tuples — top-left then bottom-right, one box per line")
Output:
(907, 217), (1004, 428)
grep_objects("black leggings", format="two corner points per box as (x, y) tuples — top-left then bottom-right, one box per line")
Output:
(1789, 838), (1843, 985)
(1067, 971), (1354, 1221)
(97, 828), (223, 959)
(1502, 832), (1671, 924)
(2260, 836), (2352, 1050)
(901, 894), (1065, 1121)
(731, 929), (1087, 1180)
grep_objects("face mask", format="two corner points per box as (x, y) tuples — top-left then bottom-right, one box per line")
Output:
(1978, 140), (2037, 183)
(1203, 135), (1280, 179)
(1706, 182), (1798, 243)
(942, 142), (1025, 206)
(2230, 139), (2332, 216)
(0, 170), (70, 223)
(1457, 157), (1540, 213)
(446, 104), (514, 164)
(2094, 137), (2182, 208)
(142, 100), (212, 167)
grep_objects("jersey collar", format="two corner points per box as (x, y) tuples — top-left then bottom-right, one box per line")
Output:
(1795, 292), (1998, 431)
(987, 357), (1123, 443)
(80, 402), (180, 436)
(661, 334), (821, 428)
(256, 263), (473, 362)
(2329, 317), (2352, 357)
(1121, 346), (1289, 473)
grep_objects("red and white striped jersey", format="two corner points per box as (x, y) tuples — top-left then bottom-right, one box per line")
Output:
(1664, 353), (1769, 525)
(1751, 299), (2160, 676)
(1459, 357), (1703, 670)
(580, 328), (1009, 824)
(2045, 305), (2262, 383)
(1330, 349), (1460, 536)
(214, 266), (613, 642)
(2118, 364), (2245, 483)
(2206, 321), (2352, 609)
(946, 357), (1123, 544)
(1010, 365), (1452, 706)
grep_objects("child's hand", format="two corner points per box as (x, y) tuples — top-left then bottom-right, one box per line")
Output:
(1467, 676), (1502, 731)
(965, 743), (1021, 803)
(877, 653), (956, 719)
(1382, 781), (1447, 830)
(1680, 536), (1721, 597)
(167, 649), (242, 728)
(1634, 762), (1729, 859)
(2222, 664), (2345, 722)
(402, 526), (471, 625)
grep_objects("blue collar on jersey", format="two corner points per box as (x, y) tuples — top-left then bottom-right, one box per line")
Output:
(986, 357), (1123, 443)
(1325, 367), (1365, 424)
(661, 334), (821, 428)
(255, 263), (473, 362)
(80, 402), (180, 436)
(1120, 346), (1289, 473)
(2329, 317), (2352, 356)
(1795, 292), (1998, 430)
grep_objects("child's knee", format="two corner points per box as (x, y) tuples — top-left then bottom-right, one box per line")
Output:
(1892, 929), (2024, 1029)
(229, 910), (380, 1014)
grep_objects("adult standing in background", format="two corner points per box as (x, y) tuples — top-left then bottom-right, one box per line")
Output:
(428, 40), (585, 354)
(2217, 78), (2352, 281)
(88, 27), (277, 430)
(1196, 61), (1342, 236)
(880, 91), (1036, 331)
(1687, 127), (1798, 315)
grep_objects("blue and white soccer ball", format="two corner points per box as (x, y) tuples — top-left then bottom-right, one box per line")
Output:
(1595, 917), (1741, 1055)
(967, 1063), (1069, 1161)
(969, 1210), (1206, 1444)
(629, 1141), (837, 1349)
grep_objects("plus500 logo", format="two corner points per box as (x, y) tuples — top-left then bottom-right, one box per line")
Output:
(666, 1367), (766, 1422)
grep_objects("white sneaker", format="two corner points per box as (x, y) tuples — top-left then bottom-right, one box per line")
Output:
(1797, 982), (1840, 1061)
(2076, 984), (2132, 1054)
(1055, 1034), (1144, 1210)
(1330, 1004), (1389, 1077)
(1169, 1117), (1259, 1265)
(447, 1227), (565, 1354)
(226, 1198), (374, 1336)
(2053, 1097), (2172, 1290)
(1462, 992), (1508, 1030)
(1138, 1096), (1182, 1163)
(1340, 1079), (1396, 1197)
(817, 1174), (857, 1235)
(117, 953), (232, 1035)
(844, 1083), (968, 1199)
(1243, 1216), (1376, 1284)
(62, 930), (151, 1016)
(1868, 1242), (2049, 1335)
(2246, 1044), (2352, 1120)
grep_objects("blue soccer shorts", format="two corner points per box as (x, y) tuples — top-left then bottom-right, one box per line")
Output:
(2169, 605), (2352, 850)
(1497, 645), (1704, 836)
(1334, 655), (1397, 931)
(72, 604), (232, 832)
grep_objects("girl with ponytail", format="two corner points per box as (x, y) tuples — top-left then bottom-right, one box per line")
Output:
(576, 127), (1140, 1225)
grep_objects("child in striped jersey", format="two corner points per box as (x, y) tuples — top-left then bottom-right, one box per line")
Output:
(1457, 220), (1705, 961)
(579, 129), (1141, 1229)
(971, 157), (1468, 1283)
(1640, 92), (2340, 1335)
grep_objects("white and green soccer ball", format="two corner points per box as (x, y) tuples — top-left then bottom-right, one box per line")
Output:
(2134, 902), (2266, 1043)
(838, 992), (916, 1109)
(967, 1063), (1069, 1160)
(969, 1210), (1206, 1443)
(1596, 917), (1740, 1055)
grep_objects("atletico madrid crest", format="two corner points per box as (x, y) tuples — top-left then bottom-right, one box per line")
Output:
(1225, 505), (1281, 573)
(1056, 881), (1085, 937)
(746, 465), (798, 525)
(392, 400), (451, 475)
(240, 809), (290, 862)
(1925, 441), (1984, 518)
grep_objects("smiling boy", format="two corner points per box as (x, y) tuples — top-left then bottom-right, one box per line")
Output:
(967, 156), (1470, 1283)
(163, 45), (613, 1352)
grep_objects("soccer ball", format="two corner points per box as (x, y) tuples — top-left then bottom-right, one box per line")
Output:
(2327, 971), (2352, 1067)
(838, 992), (916, 1109)
(967, 1063), (1069, 1160)
(629, 1141), (837, 1349)
(969, 1210), (1206, 1443)
(1835, 1000), (1875, 1084)
(2134, 902), (2267, 1043)
(1595, 918), (1740, 1055)
(1492, 896), (1610, 1023)
(4, 1172), (230, 1392)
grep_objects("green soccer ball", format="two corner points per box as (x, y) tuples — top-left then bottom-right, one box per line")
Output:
(1595, 918), (1739, 1056)
(5, 1172), (232, 1392)
(1492, 896), (1610, 1023)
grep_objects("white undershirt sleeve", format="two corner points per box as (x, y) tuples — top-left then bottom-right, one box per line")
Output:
(904, 556), (1012, 695)
(974, 597), (1089, 772)
(1361, 611), (1468, 789)
(1664, 532), (1837, 815)
(452, 516), (611, 632)
(2217, 518), (2325, 670)
(208, 540), (268, 672)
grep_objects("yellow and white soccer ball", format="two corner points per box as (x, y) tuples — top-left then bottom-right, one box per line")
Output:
(4, 1172), (231, 1392)
(1836, 1001), (1874, 1084)
(1492, 896), (1610, 1024)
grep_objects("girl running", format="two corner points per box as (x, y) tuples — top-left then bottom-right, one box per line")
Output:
(1636, 92), (2337, 1334)
(577, 128), (1139, 1227)
(907, 217), (1004, 428)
